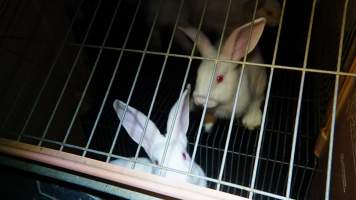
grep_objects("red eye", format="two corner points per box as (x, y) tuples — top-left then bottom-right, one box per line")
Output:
(216, 75), (224, 83)
(182, 153), (186, 160)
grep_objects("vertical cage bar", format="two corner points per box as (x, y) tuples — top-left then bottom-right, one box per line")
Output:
(216, 0), (259, 191)
(82, 0), (142, 156)
(17, 0), (85, 141)
(249, 0), (287, 198)
(324, 76), (339, 199)
(151, 0), (211, 178)
(325, 0), (349, 198)
(60, 0), (122, 151)
(39, 0), (103, 146)
(131, 0), (186, 169)
(188, 0), (233, 175)
(104, 0), (163, 162)
(161, 0), (210, 173)
(285, 0), (318, 197)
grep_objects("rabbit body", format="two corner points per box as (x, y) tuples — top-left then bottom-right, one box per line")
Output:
(198, 50), (266, 130)
(180, 18), (267, 131)
(113, 86), (207, 187)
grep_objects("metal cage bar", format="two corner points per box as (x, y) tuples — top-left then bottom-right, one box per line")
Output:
(325, 0), (350, 199)
(61, 0), (122, 152)
(0, 0), (354, 199)
(215, 0), (260, 191)
(82, 0), (142, 157)
(39, 0), (103, 146)
(17, 0), (86, 141)
(187, 0), (232, 178)
(249, 0), (288, 198)
(104, 0), (161, 163)
(285, 0), (318, 198)
(66, 43), (356, 77)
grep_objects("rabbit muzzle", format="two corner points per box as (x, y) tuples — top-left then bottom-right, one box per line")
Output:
(193, 95), (218, 108)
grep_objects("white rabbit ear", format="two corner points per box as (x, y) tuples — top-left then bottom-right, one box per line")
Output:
(178, 26), (216, 58)
(166, 85), (191, 143)
(113, 100), (165, 155)
(221, 17), (266, 60)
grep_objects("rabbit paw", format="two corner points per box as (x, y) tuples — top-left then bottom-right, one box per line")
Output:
(204, 122), (214, 133)
(204, 113), (217, 133)
(242, 108), (262, 130)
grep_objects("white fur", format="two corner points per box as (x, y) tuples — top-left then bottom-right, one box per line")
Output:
(180, 18), (268, 131)
(113, 85), (207, 187)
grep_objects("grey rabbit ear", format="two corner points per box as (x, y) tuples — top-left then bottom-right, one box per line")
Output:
(113, 100), (165, 157)
(221, 17), (266, 60)
(166, 86), (191, 143)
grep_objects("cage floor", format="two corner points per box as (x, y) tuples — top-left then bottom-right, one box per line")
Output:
(186, 70), (320, 199)
(77, 63), (321, 199)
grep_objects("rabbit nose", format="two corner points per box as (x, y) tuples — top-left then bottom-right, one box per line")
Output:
(194, 95), (217, 108)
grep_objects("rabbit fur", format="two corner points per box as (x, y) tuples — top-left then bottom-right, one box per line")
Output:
(112, 85), (207, 187)
(179, 18), (267, 131)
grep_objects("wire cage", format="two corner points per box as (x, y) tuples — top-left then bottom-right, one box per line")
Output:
(0, 0), (355, 199)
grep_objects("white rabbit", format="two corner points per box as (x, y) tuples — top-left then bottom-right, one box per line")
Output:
(112, 85), (207, 187)
(179, 18), (267, 132)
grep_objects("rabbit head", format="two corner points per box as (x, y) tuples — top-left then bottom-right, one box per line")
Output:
(113, 86), (206, 186)
(179, 18), (266, 109)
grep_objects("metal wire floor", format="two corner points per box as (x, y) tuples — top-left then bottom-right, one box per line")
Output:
(186, 70), (321, 199)
(66, 61), (324, 199)
(87, 68), (322, 200)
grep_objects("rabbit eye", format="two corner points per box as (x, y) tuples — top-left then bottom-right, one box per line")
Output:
(154, 160), (159, 165)
(182, 153), (186, 160)
(216, 74), (224, 83)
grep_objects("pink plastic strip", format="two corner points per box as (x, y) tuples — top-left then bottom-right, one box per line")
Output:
(0, 138), (247, 200)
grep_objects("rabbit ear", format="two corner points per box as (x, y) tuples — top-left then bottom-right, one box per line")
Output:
(221, 17), (266, 60)
(113, 100), (165, 155)
(178, 26), (216, 58)
(166, 85), (191, 143)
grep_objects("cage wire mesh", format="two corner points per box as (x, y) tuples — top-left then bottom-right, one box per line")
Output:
(0, 0), (355, 199)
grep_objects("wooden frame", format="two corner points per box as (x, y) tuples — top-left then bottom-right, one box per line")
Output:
(314, 54), (356, 157)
